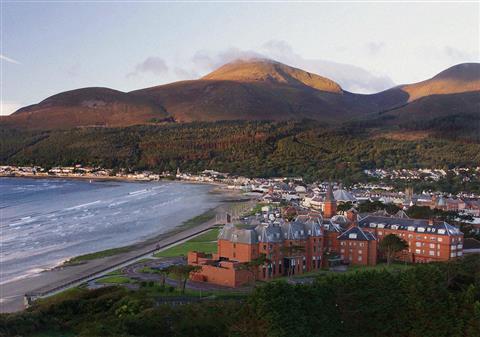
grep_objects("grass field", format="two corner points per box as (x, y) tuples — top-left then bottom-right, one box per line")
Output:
(154, 228), (219, 258)
(96, 275), (132, 284)
(64, 246), (132, 265)
(63, 209), (216, 266)
(177, 209), (216, 230)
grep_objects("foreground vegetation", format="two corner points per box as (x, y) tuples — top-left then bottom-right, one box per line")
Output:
(2, 121), (480, 191)
(1, 255), (479, 337)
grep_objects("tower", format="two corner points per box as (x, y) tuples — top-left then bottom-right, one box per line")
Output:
(323, 183), (337, 218)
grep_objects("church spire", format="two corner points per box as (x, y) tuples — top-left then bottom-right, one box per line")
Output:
(325, 182), (335, 202)
(323, 182), (337, 218)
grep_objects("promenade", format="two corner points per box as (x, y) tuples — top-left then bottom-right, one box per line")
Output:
(0, 198), (254, 313)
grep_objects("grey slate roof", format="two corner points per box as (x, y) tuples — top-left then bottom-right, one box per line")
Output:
(337, 225), (376, 241)
(358, 215), (461, 236)
(333, 188), (356, 202)
(218, 215), (323, 244)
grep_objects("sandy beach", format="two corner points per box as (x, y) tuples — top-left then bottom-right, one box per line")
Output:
(0, 180), (252, 313)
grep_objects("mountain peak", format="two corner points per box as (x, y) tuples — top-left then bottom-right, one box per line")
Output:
(432, 63), (480, 82)
(202, 58), (343, 93)
(401, 62), (480, 102)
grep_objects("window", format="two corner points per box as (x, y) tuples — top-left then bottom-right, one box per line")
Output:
(438, 237), (443, 242)
(429, 243), (435, 249)
(415, 249), (421, 254)
(450, 252), (457, 257)
(358, 256), (363, 262)
(359, 243), (365, 247)
(358, 250), (363, 255)
(349, 233), (357, 239)
(378, 231), (383, 235)
(416, 242), (422, 247)
(429, 251), (435, 256)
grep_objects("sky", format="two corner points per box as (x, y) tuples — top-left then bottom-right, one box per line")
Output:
(1, 1), (479, 115)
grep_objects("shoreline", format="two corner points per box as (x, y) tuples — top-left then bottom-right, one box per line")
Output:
(0, 183), (253, 313)
(0, 173), (228, 186)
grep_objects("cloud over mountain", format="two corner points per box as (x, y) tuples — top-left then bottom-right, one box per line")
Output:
(127, 57), (168, 78)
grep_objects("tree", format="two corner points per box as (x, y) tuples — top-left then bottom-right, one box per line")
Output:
(238, 253), (270, 285)
(154, 267), (170, 288)
(337, 201), (353, 213)
(379, 234), (408, 265)
(167, 265), (201, 293)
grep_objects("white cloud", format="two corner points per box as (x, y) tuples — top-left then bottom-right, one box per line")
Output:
(126, 41), (396, 93)
(191, 48), (263, 74)
(0, 101), (22, 116)
(187, 40), (396, 93)
(365, 42), (386, 55)
(127, 57), (168, 78)
(0, 54), (20, 64)
(443, 46), (477, 61)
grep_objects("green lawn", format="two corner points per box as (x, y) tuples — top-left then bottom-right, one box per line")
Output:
(178, 209), (216, 230)
(271, 262), (413, 282)
(154, 228), (219, 258)
(188, 228), (220, 242)
(64, 246), (131, 265)
(96, 275), (132, 284)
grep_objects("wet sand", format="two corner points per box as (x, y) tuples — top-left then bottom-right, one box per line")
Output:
(0, 189), (253, 313)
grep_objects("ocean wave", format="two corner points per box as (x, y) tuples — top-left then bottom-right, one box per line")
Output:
(64, 200), (101, 211)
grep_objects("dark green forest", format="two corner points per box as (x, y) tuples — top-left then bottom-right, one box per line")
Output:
(1, 255), (479, 337)
(2, 121), (480, 186)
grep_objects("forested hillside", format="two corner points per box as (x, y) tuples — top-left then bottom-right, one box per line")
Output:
(2, 121), (480, 184)
(2, 256), (479, 337)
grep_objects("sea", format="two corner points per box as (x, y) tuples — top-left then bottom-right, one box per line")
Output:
(0, 178), (221, 285)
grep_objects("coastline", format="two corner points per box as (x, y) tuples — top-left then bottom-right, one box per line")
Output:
(0, 172), (228, 186)
(0, 183), (253, 313)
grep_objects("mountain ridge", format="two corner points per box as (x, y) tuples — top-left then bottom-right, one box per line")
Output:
(1, 59), (479, 130)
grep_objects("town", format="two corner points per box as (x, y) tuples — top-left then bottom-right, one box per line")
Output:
(3, 164), (480, 289)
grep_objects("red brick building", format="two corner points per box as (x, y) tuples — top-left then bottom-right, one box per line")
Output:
(358, 215), (464, 263)
(189, 197), (464, 287)
(189, 215), (325, 287)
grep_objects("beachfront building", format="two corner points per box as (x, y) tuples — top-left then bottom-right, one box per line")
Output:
(188, 215), (325, 287)
(189, 193), (464, 287)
